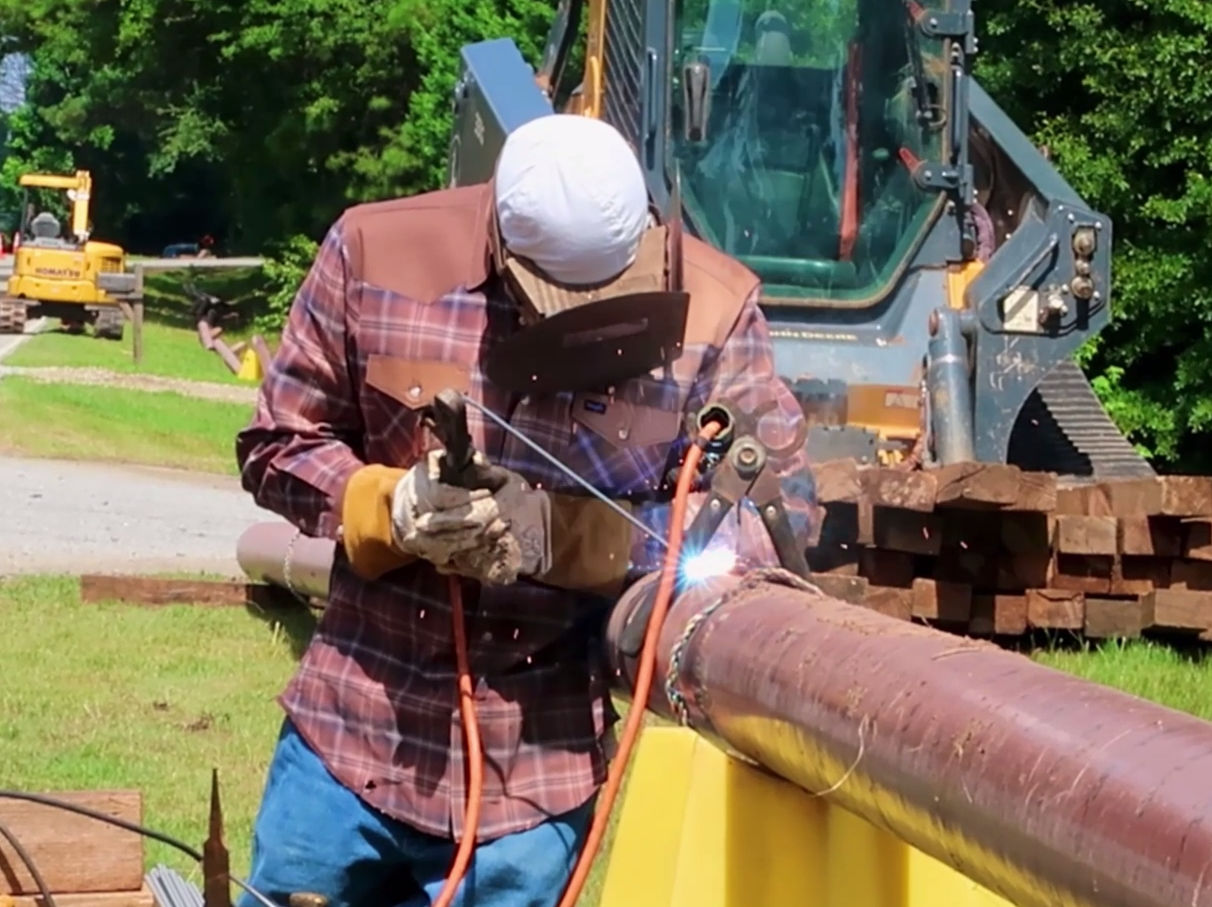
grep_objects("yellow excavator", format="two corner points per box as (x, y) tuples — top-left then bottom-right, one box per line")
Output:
(0, 170), (137, 340)
(448, 0), (1153, 480)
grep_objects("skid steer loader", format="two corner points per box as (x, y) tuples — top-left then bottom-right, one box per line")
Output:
(447, 0), (1150, 479)
(0, 170), (138, 341)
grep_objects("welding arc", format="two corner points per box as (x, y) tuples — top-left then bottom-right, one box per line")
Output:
(0, 813), (57, 907)
(0, 792), (279, 907)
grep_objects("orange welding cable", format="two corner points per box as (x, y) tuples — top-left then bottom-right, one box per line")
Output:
(435, 420), (720, 907)
(432, 574), (485, 907)
(555, 420), (722, 907)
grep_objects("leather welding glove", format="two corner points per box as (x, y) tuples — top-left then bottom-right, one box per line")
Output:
(436, 469), (553, 586)
(343, 454), (628, 591)
(388, 449), (514, 567)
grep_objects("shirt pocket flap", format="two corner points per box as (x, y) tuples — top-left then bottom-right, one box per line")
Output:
(365, 355), (472, 410)
(571, 393), (682, 449)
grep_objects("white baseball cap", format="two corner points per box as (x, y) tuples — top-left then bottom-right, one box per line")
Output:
(493, 114), (650, 286)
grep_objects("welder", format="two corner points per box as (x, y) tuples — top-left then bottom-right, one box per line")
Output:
(234, 112), (818, 907)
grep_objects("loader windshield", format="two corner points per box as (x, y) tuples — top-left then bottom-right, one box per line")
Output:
(670, 0), (951, 306)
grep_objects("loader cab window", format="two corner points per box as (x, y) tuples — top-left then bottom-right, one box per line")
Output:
(669, 0), (951, 306)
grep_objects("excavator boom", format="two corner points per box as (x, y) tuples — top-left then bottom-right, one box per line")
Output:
(18, 170), (92, 243)
(448, 0), (1151, 479)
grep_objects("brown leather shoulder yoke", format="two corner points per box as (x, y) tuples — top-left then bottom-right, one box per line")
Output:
(681, 234), (760, 349)
(341, 184), (493, 304)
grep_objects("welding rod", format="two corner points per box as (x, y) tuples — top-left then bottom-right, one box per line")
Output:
(461, 395), (669, 549)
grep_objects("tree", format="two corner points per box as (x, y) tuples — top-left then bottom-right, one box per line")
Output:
(975, 0), (1212, 470)
(0, 0), (555, 251)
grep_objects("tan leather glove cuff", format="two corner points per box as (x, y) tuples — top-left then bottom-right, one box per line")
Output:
(534, 493), (634, 596)
(341, 464), (416, 581)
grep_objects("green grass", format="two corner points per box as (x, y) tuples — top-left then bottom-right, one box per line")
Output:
(3, 574), (1210, 904)
(0, 378), (252, 474)
(0, 575), (307, 885)
(0, 575), (622, 903)
(1032, 637), (1212, 719)
(5, 268), (273, 385)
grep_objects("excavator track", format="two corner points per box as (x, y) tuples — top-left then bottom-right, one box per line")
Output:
(1008, 358), (1155, 481)
(93, 306), (125, 341)
(0, 298), (28, 335)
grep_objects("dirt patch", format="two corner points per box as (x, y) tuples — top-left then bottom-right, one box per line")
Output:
(0, 364), (258, 404)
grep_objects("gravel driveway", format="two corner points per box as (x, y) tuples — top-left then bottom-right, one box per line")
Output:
(0, 320), (285, 577)
(0, 455), (285, 576)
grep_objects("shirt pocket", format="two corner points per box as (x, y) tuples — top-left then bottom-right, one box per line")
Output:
(564, 389), (685, 496)
(360, 354), (473, 466)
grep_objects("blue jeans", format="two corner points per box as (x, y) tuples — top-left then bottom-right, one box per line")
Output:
(237, 719), (594, 907)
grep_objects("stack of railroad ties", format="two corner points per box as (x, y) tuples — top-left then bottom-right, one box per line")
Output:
(807, 458), (1212, 641)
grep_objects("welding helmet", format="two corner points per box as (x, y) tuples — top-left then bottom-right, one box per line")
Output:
(485, 114), (690, 394)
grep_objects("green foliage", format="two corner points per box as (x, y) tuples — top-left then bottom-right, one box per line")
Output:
(974, 0), (1212, 470)
(7, 0), (1212, 469)
(0, 0), (557, 252)
(258, 233), (320, 335)
(0, 102), (73, 218)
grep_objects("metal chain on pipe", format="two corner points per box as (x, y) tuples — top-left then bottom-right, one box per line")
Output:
(664, 567), (823, 726)
(280, 527), (315, 608)
(282, 528), (302, 595)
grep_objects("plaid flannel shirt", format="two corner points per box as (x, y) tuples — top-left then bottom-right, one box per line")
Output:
(236, 185), (818, 841)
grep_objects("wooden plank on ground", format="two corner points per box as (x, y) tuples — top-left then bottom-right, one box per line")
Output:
(807, 548), (861, 575)
(10, 887), (155, 907)
(1109, 556), (1169, 595)
(859, 467), (937, 512)
(911, 578), (971, 623)
(0, 791), (143, 895)
(933, 463), (1021, 508)
(1012, 470), (1058, 512)
(80, 575), (293, 608)
(1170, 560), (1212, 591)
(809, 574), (868, 605)
(1084, 597), (1147, 639)
(1051, 554), (1113, 594)
(872, 508), (942, 556)
(1160, 476), (1212, 517)
(1057, 478), (1165, 517)
(1026, 589), (1084, 630)
(1003, 553), (1051, 589)
(1144, 589), (1212, 631)
(940, 511), (1003, 551)
(815, 503), (870, 548)
(999, 512), (1051, 554)
(811, 459), (863, 504)
(1120, 516), (1182, 557)
(1054, 483), (1099, 516)
(1053, 515), (1118, 556)
(861, 585), (913, 620)
(969, 593), (1027, 635)
(859, 550), (915, 588)
(1182, 518), (1212, 561)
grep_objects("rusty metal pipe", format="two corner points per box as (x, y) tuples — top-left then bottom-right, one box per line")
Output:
(606, 569), (1212, 907)
(236, 522), (334, 599)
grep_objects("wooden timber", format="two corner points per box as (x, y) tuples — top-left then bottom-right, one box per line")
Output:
(0, 790), (153, 907)
(806, 459), (1212, 640)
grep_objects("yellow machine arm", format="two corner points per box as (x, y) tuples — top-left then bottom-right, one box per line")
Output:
(18, 170), (92, 242)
